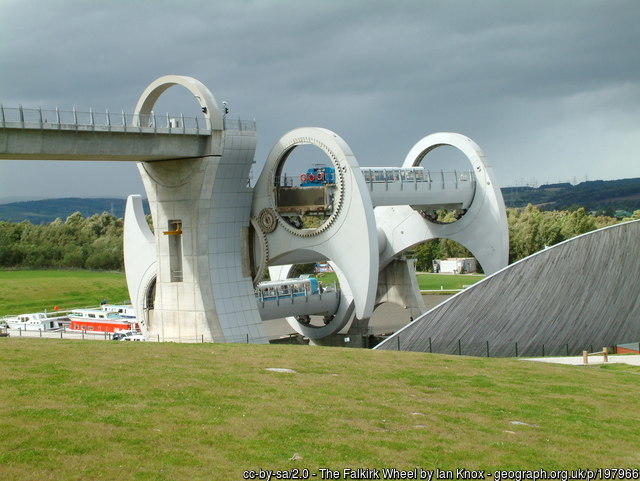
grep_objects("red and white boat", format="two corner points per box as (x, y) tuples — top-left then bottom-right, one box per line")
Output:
(68, 308), (139, 333)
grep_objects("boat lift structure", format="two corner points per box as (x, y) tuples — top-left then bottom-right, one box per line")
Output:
(0, 75), (508, 345)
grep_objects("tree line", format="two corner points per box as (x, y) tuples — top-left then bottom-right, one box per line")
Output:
(0, 212), (124, 270)
(0, 206), (638, 272)
(412, 206), (640, 272)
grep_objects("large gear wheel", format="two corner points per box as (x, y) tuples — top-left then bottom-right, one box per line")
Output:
(257, 208), (278, 233)
(271, 138), (347, 238)
(253, 127), (379, 324)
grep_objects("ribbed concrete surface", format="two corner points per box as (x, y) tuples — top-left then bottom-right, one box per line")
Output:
(376, 220), (640, 357)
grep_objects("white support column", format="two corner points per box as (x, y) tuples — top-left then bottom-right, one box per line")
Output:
(124, 75), (267, 343)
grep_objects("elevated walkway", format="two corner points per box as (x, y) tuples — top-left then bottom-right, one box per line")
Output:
(1, 75), (272, 345)
(358, 167), (475, 210)
(0, 105), (254, 161)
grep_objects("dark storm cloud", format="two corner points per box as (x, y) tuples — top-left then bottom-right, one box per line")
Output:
(1, 0), (639, 200)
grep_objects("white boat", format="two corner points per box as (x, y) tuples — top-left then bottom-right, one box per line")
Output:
(3, 312), (65, 331)
(100, 304), (136, 319)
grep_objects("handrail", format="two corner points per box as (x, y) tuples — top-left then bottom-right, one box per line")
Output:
(359, 167), (474, 187)
(0, 105), (256, 134)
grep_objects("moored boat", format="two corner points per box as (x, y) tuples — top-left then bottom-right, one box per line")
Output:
(3, 312), (66, 331)
(100, 304), (136, 318)
(68, 308), (140, 334)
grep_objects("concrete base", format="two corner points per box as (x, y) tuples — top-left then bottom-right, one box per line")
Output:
(375, 258), (426, 320)
(346, 258), (426, 338)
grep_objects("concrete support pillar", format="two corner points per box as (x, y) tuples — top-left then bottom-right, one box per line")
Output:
(375, 258), (426, 320)
(342, 258), (426, 344)
(124, 75), (267, 343)
(129, 127), (268, 343)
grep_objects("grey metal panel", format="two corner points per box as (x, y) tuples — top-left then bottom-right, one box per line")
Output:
(376, 220), (640, 356)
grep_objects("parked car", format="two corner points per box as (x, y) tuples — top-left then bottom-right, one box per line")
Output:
(112, 330), (145, 341)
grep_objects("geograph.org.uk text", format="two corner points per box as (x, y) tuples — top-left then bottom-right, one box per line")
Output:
(242, 467), (640, 481)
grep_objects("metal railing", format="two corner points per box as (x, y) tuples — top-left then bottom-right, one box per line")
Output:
(2, 326), (267, 344)
(359, 167), (474, 190)
(255, 282), (338, 304)
(0, 105), (255, 135)
(275, 175), (296, 187)
(386, 335), (621, 358)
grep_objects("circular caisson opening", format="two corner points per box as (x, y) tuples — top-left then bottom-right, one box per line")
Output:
(412, 144), (477, 224)
(412, 238), (483, 273)
(272, 143), (344, 236)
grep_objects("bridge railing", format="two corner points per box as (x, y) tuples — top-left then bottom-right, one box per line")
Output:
(255, 281), (338, 303)
(0, 105), (255, 134)
(275, 175), (295, 187)
(359, 167), (475, 190)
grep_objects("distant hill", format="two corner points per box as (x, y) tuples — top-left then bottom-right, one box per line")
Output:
(501, 177), (640, 213)
(0, 198), (149, 223)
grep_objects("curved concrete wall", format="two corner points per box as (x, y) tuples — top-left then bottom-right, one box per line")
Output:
(376, 220), (640, 356)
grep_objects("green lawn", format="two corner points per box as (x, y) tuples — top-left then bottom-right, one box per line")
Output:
(313, 272), (485, 292)
(314, 271), (338, 287)
(417, 273), (485, 291)
(0, 270), (483, 317)
(0, 339), (639, 480)
(0, 270), (129, 316)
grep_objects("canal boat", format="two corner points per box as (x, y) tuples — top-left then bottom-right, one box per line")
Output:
(3, 312), (66, 331)
(68, 308), (139, 334)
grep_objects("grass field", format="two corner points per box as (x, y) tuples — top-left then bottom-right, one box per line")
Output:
(0, 339), (639, 480)
(0, 270), (480, 317)
(416, 273), (485, 291)
(314, 271), (338, 286)
(313, 272), (485, 292)
(0, 270), (129, 316)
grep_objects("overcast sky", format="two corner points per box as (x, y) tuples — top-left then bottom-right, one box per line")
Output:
(1, 0), (639, 201)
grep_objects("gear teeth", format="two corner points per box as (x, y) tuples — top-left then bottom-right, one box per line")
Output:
(249, 216), (269, 285)
(275, 164), (346, 238)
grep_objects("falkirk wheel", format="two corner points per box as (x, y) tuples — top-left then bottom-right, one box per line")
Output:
(116, 75), (508, 345)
